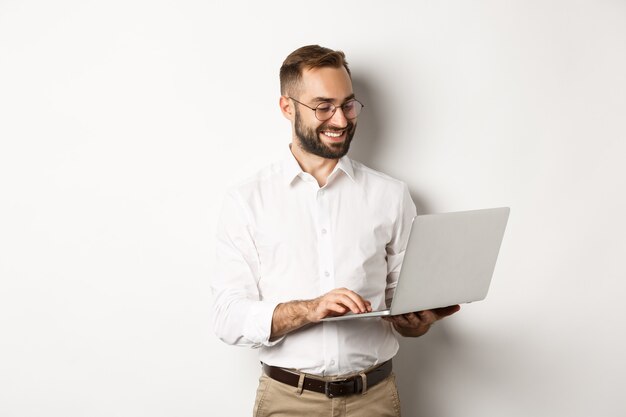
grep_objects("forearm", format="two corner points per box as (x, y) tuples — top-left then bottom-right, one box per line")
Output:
(270, 300), (315, 340)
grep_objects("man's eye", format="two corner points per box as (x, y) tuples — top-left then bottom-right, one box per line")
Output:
(342, 101), (355, 111)
(317, 104), (334, 112)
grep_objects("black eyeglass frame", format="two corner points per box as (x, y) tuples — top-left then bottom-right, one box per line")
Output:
(287, 96), (364, 121)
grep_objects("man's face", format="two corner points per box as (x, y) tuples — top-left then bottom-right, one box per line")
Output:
(291, 66), (358, 159)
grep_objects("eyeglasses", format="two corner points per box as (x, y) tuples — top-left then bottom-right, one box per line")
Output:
(288, 96), (364, 121)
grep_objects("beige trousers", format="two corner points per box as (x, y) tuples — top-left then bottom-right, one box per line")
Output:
(253, 373), (402, 417)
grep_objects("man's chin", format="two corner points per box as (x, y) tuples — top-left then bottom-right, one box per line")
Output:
(326, 144), (350, 159)
(320, 139), (345, 151)
(295, 131), (351, 159)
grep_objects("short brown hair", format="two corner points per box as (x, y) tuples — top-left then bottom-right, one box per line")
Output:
(280, 45), (351, 96)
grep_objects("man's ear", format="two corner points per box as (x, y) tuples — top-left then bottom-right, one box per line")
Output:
(279, 96), (294, 121)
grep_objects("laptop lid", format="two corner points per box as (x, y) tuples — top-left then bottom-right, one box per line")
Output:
(321, 207), (510, 321)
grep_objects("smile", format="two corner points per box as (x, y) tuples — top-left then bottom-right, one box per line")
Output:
(322, 130), (344, 138)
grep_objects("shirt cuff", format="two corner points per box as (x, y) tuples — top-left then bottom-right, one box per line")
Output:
(243, 301), (285, 347)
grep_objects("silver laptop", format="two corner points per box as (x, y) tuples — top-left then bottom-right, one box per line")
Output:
(322, 207), (510, 321)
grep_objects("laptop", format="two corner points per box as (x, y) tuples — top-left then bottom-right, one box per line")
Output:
(321, 207), (510, 321)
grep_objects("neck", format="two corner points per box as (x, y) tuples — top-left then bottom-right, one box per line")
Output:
(290, 140), (339, 187)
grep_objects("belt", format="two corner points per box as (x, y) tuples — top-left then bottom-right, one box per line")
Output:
(262, 360), (392, 398)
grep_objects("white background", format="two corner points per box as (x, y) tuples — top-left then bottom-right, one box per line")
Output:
(1, 1), (625, 416)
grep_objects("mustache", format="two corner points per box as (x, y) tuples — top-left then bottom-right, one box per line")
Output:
(317, 121), (355, 133)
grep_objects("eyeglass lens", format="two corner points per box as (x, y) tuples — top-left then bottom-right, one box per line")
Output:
(316, 100), (362, 121)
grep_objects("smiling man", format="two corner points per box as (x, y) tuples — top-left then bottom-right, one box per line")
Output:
(212, 45), (459, 417)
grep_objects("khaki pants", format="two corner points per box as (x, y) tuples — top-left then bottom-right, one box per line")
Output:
(253, 373), (402, 417)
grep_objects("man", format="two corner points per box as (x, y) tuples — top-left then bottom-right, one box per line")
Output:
(212, 45), (460, 416)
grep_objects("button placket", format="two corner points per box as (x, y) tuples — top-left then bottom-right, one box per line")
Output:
(316, 189), (334, 292)
(316, 187), (339, 374)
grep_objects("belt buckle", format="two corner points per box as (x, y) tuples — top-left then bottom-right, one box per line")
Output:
(324, 379), (349, 398)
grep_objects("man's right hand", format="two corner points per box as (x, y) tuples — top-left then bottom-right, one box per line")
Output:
(306, 288), (372, 322)
(270, 288), (371, 340)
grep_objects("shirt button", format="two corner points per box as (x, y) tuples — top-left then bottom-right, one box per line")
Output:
(329, 360), (335, 366)
(324, 271), (330, 277)
(321, 228), (327, 235)
(318, 190), (324, 197)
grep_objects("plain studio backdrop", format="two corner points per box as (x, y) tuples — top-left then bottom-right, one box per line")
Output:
(1, 1), (625, 416)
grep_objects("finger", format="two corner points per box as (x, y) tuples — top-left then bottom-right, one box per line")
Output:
(416, 310), (438, 325)
(341, 289), (370, 313)
(325, 303), (347, 315)
(402, 313), (422, 327)
(387, 314), (411, 327)
(313, 299), (348, 319)
(382, 315), (399, 324)
(327, 293), (363, 314)
(433, 305), (461, 318)
(333, 289), (370, 313)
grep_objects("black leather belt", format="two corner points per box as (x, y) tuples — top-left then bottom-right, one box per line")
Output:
(262, 360), (392, 398)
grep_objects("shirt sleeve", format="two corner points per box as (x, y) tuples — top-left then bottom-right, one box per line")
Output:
(385, 182), (417, 305)
(211, 190), (284, 348)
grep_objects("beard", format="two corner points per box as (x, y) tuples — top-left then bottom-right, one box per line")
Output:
(294, 107), (356, 159)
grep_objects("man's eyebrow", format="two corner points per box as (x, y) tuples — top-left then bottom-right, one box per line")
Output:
(311, 93), (356, 103)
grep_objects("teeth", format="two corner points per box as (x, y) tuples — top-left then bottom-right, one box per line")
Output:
(323, 131), (343, 138)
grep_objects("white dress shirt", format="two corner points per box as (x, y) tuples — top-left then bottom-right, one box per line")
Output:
(211, 146), (416, 376)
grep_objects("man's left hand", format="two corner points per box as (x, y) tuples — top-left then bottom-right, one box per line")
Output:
(382, 305), (461, 337)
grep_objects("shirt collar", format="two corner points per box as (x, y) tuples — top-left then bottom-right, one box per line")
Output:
(282, 144), (355, 186)
(283, 145), (304, 185)
(334, 154), (355, 183)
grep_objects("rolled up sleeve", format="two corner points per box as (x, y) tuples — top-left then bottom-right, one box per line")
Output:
(211, 191), (283, 348)
(385, 183), (417, 303)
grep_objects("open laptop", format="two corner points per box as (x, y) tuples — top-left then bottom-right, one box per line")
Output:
(322, 207), (510, 321)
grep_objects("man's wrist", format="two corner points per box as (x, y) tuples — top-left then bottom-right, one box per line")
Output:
(271, 299), (317, 340)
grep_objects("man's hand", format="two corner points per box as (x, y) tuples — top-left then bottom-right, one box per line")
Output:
(383, 305), (461, 337)
(307, 287), (372, 322)
(270, 288), (371, 340)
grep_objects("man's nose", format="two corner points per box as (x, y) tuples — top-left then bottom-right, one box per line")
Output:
(328, 106), (349, 127)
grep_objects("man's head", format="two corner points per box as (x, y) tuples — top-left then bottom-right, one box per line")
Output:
(279, 45), (361, 159)
(280, 45), (351, 97)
